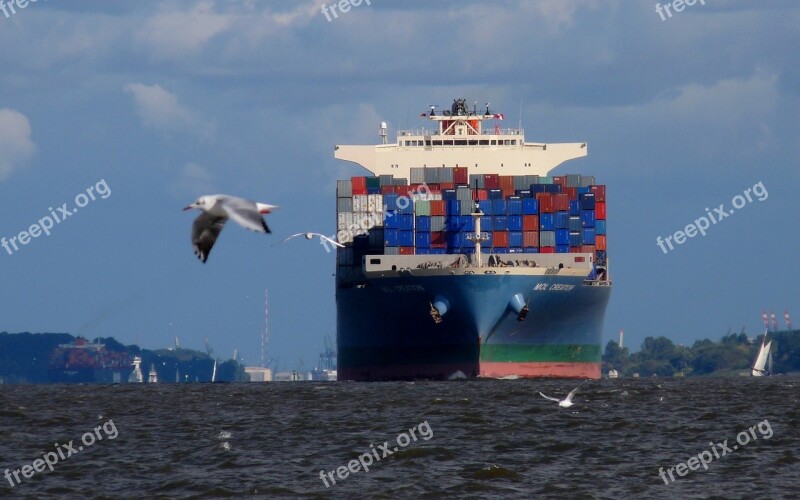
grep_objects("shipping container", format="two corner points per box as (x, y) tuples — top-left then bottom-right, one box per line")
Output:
(440, 167), (454, 183)
(569, 199), (581, 216)
(398, 231), (414, 247)
(566, 174), (581, 187)
(595, 220), (606, 235)
(540, 230), (556, 247)
(459, 215), (475, 232)
(569, 216), (582, 232)
(337, 179), (353, 198)
(590, 184), (606, 201)
(454, 167), (468, 185)
(540, 246), (556, 253)
(484, 174), (500, 189)
(478, 200), (493, 215)
(596, 201), (606, 220)
(508, 215), (523, 231)
(507, 198), (522, 215)
(536, 193), (555, 213)
(596, 234), (607, 251)
(415, 200), (431, 216)
(580, 192), (596, 210)
(430, 200), (446, 216)
(480, 216), (494, 231)
(513, 175), (528, 191)
(582, 228), (596, 245)
(523, 231), (539, 248)
(415, 232), (431, 248)
(493, 215), (509, 231)
(540, 213), (555, 231)
(473, 189), (488, 200)
(493, 231), (509, 247)
(399, 247), (415, 255)
(522, 198), (539, 215)
(580, 176), (595, 187)
(384, 211), (398, 229)
(384, 229), (398, 247)
(555, 229), (570, 246)
(488, 189), (503, 200)
(397, 214), (414, 230)
(556, 244), (570, 253)
(581, 210), (595, 228)
(352, 176), (367, 195)
(416, 216), (431, 232)
(469, 174), (485, 189)
(522, 215), (539, 231)
(492, 199), (508, 215)
(580, 245), (595, 253)
(431, 216), (446, 232)
(569, 231), (581, 247)
(555, 211), (570, 229)
(431, 231), (447, 247)
(509, 231), (523, 248)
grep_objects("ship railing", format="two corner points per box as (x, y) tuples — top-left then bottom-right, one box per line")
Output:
(396, 128), (524, 137)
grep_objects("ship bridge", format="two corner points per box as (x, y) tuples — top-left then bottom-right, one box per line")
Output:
(335, 99), (587, 178)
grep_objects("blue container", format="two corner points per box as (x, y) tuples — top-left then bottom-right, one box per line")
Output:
(431, 248), (447, 254)
(443, 189), (457, 201)
(507, 198), (522, 215)
(582, 228), (596, 245)
(569, 216), (581, 232)
(445, 216), (460, 231)
(546, 184), (561, 193)
(555, 229), (570, 246)
(492, 199), (507, 214)
(578, 186), (591, 195)
(595, 220), (606, 235)
(398, 230), (414, 246)
(415, 216), (431, 232)
(384, 194), (399, 211)
(555, 211), (570, 229)
(384, 211), (398, 229)
(581, 210), (595, 228)
(494, 248), (509, 254)
(397, 198), (413, 214)
(522, 198), (539, 215)
(488, 189), (503, 200)
(509, 231), (523, 248)
(478, 200), (493, 215)
(480, 216), (494, 232)
(539, 213), (555, 231)
(508, 215), (523, 231)
(447, 232), (464, 248)
(569, 231), (581, 247)
(446, 200), (461, 215)
(516, 190), (532, 198)
(415, 232), (431, 248)
(580, 192), (596, 210)
(459, 215), (475, 232)
(493, 216), (509, 231)
(569, 199), (581, 216)
(384, 229), (398, 247)
(367, 187), (381, 194)
(556, 244), (570, 253)
(397, 214), (414, 230)
(531, 184), (546, 194)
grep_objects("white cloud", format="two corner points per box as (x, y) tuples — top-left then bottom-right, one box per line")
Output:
(123, 83), (213, 137)
(0, 109), (35, 181)
(138, 1), (232, 58)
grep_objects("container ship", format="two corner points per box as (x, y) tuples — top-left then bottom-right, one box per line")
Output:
(332, 98), (611, 381)
(47, 337), (133, 383)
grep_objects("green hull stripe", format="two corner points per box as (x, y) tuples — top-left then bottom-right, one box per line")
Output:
(481, 344), (601, 363)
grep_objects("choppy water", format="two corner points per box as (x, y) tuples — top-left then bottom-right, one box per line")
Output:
(0, 377), (798, 499)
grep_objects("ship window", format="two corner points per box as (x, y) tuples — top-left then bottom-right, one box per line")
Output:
(491, 140), (497, 145)
(511, 140), (517, 145)
(468, 140), (478, 145)
(433, 140), (442, 146)
(370, 258), (381, 264)
(444, 140), (453, 145)
(455, 140), (467, 145)
(479, 140), (489, 145)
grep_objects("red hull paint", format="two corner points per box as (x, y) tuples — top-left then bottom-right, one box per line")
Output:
(480, 362), (601, 379)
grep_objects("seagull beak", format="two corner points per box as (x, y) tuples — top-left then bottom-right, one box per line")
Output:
(183, 205), (194, 211)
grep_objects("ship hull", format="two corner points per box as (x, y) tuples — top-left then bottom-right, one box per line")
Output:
(337, 273), (610, 381)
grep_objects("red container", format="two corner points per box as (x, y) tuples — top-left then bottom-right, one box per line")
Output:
(596, 235), (607, 251)
(564, 187), (578, 200)
(536, 193), (555, 213)
(580, 245), (595, 253)
(399, 247), (415, 255)
(590, 185), (606, 202)
(493, 231), (509, 247)
(540, 246), (555, 253)
(569, 247), (582, 253)
(502, 188), (516, 198)
(454, 167), (468, 184)
(553, 176), (567, 187)
(439, 182), (454, 190)
(430, 200), (446, 216)
(523, 231), (539, 247)
(499, 176), (515, 191)
(473, 189), (488, 200)
(381, 185), (398, 195)
(554, 193), (570, 211)
(352, 176), (367, 195)
(484, 174), (500, 189)
(596, 202), (606, 220)
(522, 215), (539, 231)
(431, 231), (446, 246)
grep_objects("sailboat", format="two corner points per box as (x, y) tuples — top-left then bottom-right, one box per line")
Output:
(751, 332), (773, 377)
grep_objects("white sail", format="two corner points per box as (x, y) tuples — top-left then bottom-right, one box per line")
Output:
(751, 340), (772, 376)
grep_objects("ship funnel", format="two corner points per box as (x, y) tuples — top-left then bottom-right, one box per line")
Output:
(379, 122), (388, 144)
(509, 293), (529, 321)
(430, 295), (451, 324)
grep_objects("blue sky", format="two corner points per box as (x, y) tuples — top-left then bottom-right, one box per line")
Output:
(1, 0), (798, 370)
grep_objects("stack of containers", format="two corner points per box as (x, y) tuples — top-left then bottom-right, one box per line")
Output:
(335, 169), (606, 268)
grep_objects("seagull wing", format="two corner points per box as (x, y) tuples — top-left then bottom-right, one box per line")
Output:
(539, 392), (561, 403)
(221, 197), (270, 233)
(318, 234), (345, 248)
(192, 212), (228, 263)
(281, 233), (307, 244)
(565, 379), (589, 403)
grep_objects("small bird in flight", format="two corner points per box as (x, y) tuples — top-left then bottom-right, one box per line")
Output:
(539, 380), (589, 408)
(184, 194), (277, 263)
(280, 232), (344, 248)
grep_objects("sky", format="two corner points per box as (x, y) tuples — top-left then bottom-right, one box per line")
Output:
(0, 0), (798, 371)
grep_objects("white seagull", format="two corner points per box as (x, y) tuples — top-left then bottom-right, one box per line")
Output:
(539, 380), (589, 408)
(183, 194), (278, 263)
(281, 232), (344, 248)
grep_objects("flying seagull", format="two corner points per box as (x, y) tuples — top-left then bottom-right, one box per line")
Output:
(281, 232), (344, 248)
(183, 194), (278, 263)
(539, 380), (589, 408)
